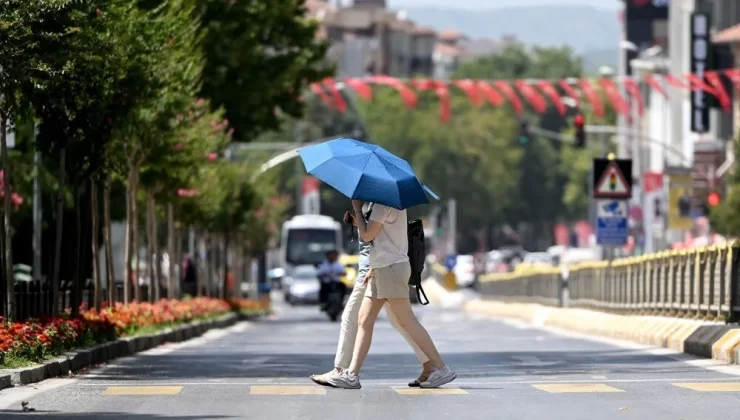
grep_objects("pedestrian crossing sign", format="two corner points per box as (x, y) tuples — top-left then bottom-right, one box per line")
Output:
(593, 159), (632, 199)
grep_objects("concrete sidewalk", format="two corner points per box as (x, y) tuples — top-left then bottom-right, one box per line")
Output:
(421, 278), (740, 365)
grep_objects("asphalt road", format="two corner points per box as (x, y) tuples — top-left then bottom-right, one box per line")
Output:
(2, 295), (740, 419)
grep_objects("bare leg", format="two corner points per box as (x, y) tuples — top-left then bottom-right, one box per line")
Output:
(347, 296), (386, 375)
(385, 297), (445, 369)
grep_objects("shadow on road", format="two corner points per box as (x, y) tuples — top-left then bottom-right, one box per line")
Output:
(80, 348), (706, 383)
(0, 410), (235, 419)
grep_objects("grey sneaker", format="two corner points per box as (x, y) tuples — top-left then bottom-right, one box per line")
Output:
(420, 365), (457, 388)
(311, 369), (340, 386)
(325, 370), (361, 389)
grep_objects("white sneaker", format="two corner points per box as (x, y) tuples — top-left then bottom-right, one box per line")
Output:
(420, 365), (457, 388)
(325, 370), (361, 389)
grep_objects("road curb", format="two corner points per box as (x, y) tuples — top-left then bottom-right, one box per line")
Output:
(465, 299), (740, 364)
(0, 313), (239, 391)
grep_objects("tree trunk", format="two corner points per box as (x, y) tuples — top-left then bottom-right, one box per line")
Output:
(222, 233), (229, 300)
(71, 184), (82, 317)
(147, 193), (160, 302)
(123, 169), (132, 304)
(103, 175), (115, 304)
(175, 226), (182, 298)
(131, 172), (141, 301)
(52, 146), (66, 316)
(91, 180), (102, 310)
(166, 203), (174, 300)
(0, 117), (13, 319)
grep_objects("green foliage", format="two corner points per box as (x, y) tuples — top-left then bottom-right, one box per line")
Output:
(356, 87), (521, 229)
(195, 0), (333, 142)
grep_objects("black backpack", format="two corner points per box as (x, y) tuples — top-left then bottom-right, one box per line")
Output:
(407, 218), (429, 305)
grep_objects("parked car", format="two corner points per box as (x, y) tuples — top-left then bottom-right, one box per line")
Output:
(283, 265), (321, 305)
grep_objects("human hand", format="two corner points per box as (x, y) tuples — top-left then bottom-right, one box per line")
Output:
(362, 268), (373, 285)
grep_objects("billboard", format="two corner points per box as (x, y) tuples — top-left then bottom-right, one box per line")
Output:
(690, 12), (712, 133)
(666, 168), (693, 230)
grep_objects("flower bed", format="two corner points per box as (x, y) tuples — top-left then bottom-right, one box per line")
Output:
(0, 297), (235, 368)
(227, 298), (272, 317)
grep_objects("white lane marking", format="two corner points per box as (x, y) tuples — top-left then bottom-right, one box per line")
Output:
(72, 376), (740, 387)
(479, 313), (740, 377)
(511, 356), (562, 367)
(591, 376), (608, 380)
(0, 321), (254, 409)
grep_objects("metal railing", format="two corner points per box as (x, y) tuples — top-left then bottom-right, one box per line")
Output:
(431, 244), (740, 323)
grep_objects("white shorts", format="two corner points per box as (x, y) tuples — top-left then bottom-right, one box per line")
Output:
(366, 262), (411, 299)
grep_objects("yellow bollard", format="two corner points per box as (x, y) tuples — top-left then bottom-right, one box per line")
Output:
(444, 271), (458, 290)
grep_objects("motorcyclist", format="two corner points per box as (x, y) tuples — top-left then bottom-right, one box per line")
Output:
(317, 249), (347, 311)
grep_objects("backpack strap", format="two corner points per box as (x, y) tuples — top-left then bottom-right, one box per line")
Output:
(415, 284), (430, 305)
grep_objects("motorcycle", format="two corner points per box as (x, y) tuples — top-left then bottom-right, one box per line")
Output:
(319, 277), (345, 322)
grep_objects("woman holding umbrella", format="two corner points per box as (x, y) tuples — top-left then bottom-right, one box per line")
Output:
(298, 138), (456, 389)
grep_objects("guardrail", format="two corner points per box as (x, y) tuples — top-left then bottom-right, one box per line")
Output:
(429, 244), (740, 323)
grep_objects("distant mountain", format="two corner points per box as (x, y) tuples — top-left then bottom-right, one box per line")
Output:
(403, 5), (619, 53)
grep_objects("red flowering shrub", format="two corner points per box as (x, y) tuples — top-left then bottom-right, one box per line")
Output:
(0, 297), (231, 366)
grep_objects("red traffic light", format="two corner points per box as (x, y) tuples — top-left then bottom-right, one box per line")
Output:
(574, 114), (584, 127)
(708, 192), (721, 207)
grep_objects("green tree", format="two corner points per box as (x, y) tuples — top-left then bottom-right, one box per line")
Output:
(195, 0), (333, 142)
(452, 44), (586, 248)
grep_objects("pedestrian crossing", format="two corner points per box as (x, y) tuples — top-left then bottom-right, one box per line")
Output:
(97, 382), (740, 396)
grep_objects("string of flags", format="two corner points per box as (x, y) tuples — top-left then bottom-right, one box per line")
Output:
(307, 70), (740, 124)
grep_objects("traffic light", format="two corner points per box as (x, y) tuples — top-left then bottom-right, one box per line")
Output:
(574, 114), (585, 148)
(518, 120), (530, 145)
(708, 191), (721, 207)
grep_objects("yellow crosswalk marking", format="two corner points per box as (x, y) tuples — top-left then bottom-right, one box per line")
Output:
(249, 385), (327, 395)
(393, 387), (468, 395)
(102, 386), (183, 396)
(674, 383), (740, 392)
(533, 383), (625, 393)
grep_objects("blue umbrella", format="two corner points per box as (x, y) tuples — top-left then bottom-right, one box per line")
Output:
(297, 138), (439, 210)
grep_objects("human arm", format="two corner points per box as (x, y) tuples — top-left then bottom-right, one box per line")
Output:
(352, 200), (383, 242)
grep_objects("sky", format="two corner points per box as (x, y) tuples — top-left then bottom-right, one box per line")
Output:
(338, 0), (620, 10)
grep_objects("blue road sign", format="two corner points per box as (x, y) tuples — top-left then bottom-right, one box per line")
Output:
(444, 255), (457, 270)
(596, 199), (628, 246)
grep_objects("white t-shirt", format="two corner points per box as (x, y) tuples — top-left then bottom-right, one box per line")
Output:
(368, 204), (409, 268)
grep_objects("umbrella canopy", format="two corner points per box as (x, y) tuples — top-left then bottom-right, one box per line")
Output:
(297, 138), (439, 210)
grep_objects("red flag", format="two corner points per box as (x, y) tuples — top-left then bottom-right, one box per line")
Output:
(644, 75), (667, 98)
(310, 83), (333, 108)
(623, 78), (644, 116)
(705, 72), (731, 112)
(343, 77), (373, 101)
(514, 80), (548, 114)
(664, 74), (691, 89)
(368, 75), (418, 109)
(412, 79), (451, 123)
(724, 69), (740, 95)
(436, 84), (451, 124)
(685, 73), (718, 96)
(494, 81), (523, 115)
(322, 78), (347, 113)
(598, 78), (630, 116)
(476, 81), (505, 107)
(452, 79), (484, 107)
(558, 79), (580, 107)
(578, 79), (605, 118)
(535, 80), (567, 115)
